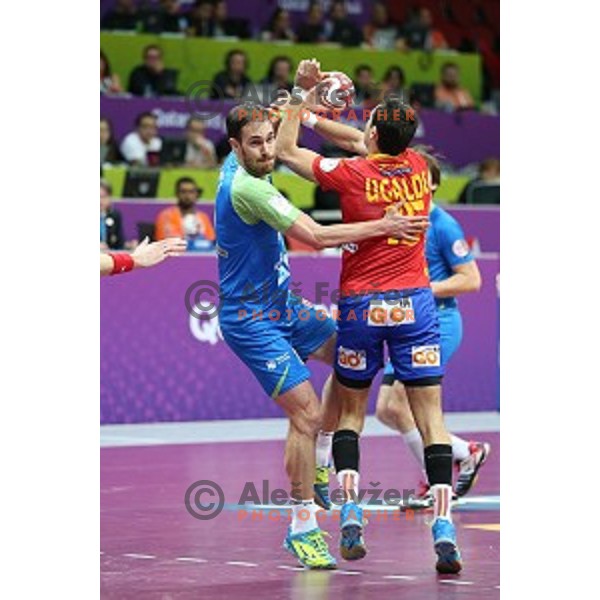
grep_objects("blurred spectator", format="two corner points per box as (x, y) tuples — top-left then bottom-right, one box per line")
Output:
(353, 64), (375, 106)
(101, 0), (139, 31)
(141, 0), (189, 34)
(213, 0), (251, 39)
(211, 49), (251, 100)
(100, 51), (123, 95)
(101, 118), (123, 167)
(297, 2), (326, 43)
(458, 159), (500, 204)
(261, 8), (295, 42)
(184, 117), (217, 169)
(120, 112), (163, 166)
(187, 0), (215, 37)
(363, 2), (398, 50)
(155, 177), (215, 251)
(400, 7), (448, 51)
(435, 63), (475, 111)
(325, 1), (363, 47)
(128, 45), (179, 97)
(382, 66), (407, 101)
(100, 180), (125, 251)
(261, 56), (294, 102)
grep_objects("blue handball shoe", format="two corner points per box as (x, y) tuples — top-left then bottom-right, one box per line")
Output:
(432, 517), (463, 574)
(340, 502), (367, 561)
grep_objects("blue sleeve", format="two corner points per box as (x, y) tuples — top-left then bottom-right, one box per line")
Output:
(438, 216), (473, 269)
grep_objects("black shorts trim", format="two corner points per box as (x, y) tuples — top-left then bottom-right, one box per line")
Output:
(402, 375), (443, 387)
(381, 373), (396, 386)
(335, 370), (373, 389)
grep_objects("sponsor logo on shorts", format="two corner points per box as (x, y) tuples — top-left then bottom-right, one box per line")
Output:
(367, 298), (415, 327)
(265, 352), (291, 371)
(411, 345), (441, 367)
(337, 346), (367, 371)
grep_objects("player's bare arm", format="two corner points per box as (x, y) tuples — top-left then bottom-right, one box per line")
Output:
(430, 260), (482, 298)
(274, 93), (320, 182)
(100, 237), (186, 276)
(286, 207), (428, 250)
(294, 59), (367, 156)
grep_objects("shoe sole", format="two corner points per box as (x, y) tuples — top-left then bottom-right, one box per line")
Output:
(434, 540), (463, 574)
(455, 443), (491, 498)
(340, 524), (367, 561)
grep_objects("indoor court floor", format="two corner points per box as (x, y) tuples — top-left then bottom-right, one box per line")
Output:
(101, 414), (500, 599)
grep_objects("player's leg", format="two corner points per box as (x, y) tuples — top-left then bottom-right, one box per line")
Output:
(276, 380), (336, 569)
(290, 300), (340, 509)
(390, 288), (461, 574)
(220, 319), (335, 568)
(438, 308), (491, 496)
(331, 296), (383, 561)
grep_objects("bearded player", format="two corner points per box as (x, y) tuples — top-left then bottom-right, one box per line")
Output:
(276, 89), (462, 573)
(215, 102), (428, 569)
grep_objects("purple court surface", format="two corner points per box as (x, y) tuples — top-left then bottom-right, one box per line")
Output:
(101, 425), (500, 599)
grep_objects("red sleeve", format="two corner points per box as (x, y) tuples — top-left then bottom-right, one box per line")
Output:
(312, 156), (356, 192)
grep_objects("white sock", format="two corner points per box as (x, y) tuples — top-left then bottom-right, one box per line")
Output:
(316, 431), (333, 468)
(336, 469), (359, 503)
(431, 484), (453, 521)
(402, 428), (425, 468)
(450, 434), (471, 462)
(291, 499), (319, 534)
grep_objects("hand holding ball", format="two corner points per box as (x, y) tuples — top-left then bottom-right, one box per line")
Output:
(317, 71), (356, 110)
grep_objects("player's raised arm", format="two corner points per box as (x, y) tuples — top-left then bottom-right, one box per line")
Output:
(274, 92), (320, 182)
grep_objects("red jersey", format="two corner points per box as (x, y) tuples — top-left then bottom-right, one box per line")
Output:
(312, 150), (431, 295)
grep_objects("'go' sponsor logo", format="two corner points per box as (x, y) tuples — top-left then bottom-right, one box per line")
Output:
(411, 345), (441, 367)
(337, 346), (367, 371)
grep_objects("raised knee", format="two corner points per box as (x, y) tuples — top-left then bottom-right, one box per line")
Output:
(376, 396), (397, 427)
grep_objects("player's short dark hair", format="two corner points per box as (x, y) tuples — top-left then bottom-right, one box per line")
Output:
(413, 145), (442, 188)
(226, 102), (272, 141)
(372, 98), (418, 155)
(135, 111), (157, 127)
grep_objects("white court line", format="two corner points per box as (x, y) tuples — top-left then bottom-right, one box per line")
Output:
(226, 561), (258, 567)
(382, 575), (416, 581)
(336, 570), (362, 575)
(277, 565), (305, 572)
(175, 557), (208, 564)
(101, 412), (499, 447)
(439, 580), (474, 585)
(122, 553), (156, 560)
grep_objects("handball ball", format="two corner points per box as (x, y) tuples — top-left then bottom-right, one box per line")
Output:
(318, 71), (356, 110)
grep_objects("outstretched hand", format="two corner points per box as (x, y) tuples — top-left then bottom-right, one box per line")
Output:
(131, 237), (187, 268)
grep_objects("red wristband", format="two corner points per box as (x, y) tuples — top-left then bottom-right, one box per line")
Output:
(108, 253), (135, 275)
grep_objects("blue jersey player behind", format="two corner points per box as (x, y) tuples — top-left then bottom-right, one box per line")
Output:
(215, 102), (428, 569)
(375, 149), (490, 504)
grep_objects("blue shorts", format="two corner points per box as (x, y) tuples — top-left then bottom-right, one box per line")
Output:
(335, 288), (444, 387)
(220, 294), (336, 398)
(383, 306), (462, 382)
